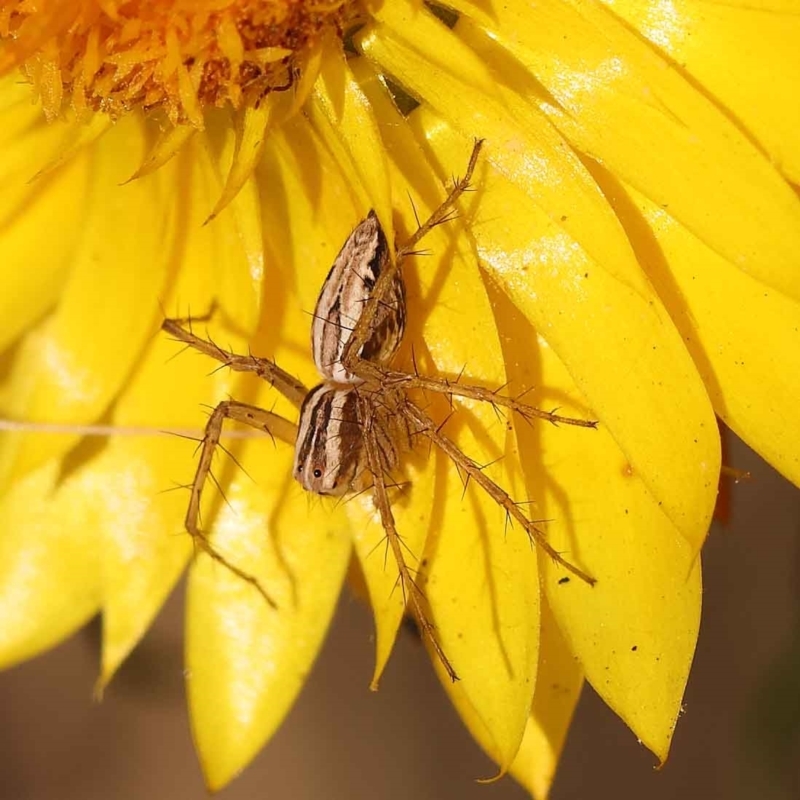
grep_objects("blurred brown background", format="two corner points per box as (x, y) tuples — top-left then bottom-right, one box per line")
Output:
(1, 431), (798, 800)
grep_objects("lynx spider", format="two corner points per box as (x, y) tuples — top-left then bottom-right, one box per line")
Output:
(163, 140), (596, 681)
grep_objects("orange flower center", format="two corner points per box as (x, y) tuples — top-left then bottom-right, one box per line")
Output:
(0, 0), (364, 125)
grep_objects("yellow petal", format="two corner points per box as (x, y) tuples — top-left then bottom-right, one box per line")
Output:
(415, 108), (719, 551)
(424, 529), (580, 796)
(544, 416), (702, 764)
(260, 117), (360, 339)
(194, 125), (264, 336)
(290, 40), (323, 116)
(98, 313), (245, 684)
(310, 39), (394, 251)
(408, 214), (540, 771)
(355, 61), (540, 768)
(0, 460), (101, 667)
(144, 137), (352, 788)
(419, 113), (703, 760)
(450, 0), (800, 303)
(599, 0), (800, 183)
(127, 122), (195, 181)
(504, 259), (701, 762)
(619, 181), (800, 487)
(186, 426), (351, 791)
(358, 0), (640, 289)
(488, 273), (701, 762)
(28, 111), (110, 183)
(422, 447), (540, 772)
(372, 2), (498, 100)
(0, 84), (92, 354)
(206, 92), (290, 223)
(0, 96), (75, 224)
(0, 131), (88, 352)
(96, 440), (190, 686)
(0, 353), (112, 674)
(4, 117), (173, 479)
(262, 121), (407, 681)
(509, 600), (584, 800)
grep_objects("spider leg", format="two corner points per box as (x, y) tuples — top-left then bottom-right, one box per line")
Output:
(402, 401), (596, 587)
(359, 396), (459, 683)
(396, 138), (484, 260)
(162, 316), (308, 409)
(184, 399), (297, 607)
(341, 139), (484, 382)
(381, 369), (597, 429)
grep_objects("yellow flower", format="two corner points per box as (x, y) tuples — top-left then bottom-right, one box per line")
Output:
(1, 0), (799, 796)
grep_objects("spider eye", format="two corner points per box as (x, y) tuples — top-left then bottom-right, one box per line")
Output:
(313, 468), (322, 478)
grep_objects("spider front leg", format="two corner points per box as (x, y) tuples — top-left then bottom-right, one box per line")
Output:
(359, 396), (459, 683)
(338, 139), (484, 384)
(402, 401), (596, 587)
(183, 399), (298, 607)
(162, 316), (308, 408)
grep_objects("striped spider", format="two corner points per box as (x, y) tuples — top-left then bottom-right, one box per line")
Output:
(163, 140), (596, 681)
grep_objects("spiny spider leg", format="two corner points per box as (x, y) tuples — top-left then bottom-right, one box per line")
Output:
(162, 318), (308, 408)
(395, 140), (484, 261)
(184, 398), (298, 607)
(359, 396), (459, 683)
(402, 401), (596, 587)
(341, 139), (484, 380)
(380, 369), (597, 429)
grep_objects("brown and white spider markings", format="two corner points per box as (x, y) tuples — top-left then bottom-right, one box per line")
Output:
(163, 139), (597, 682)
